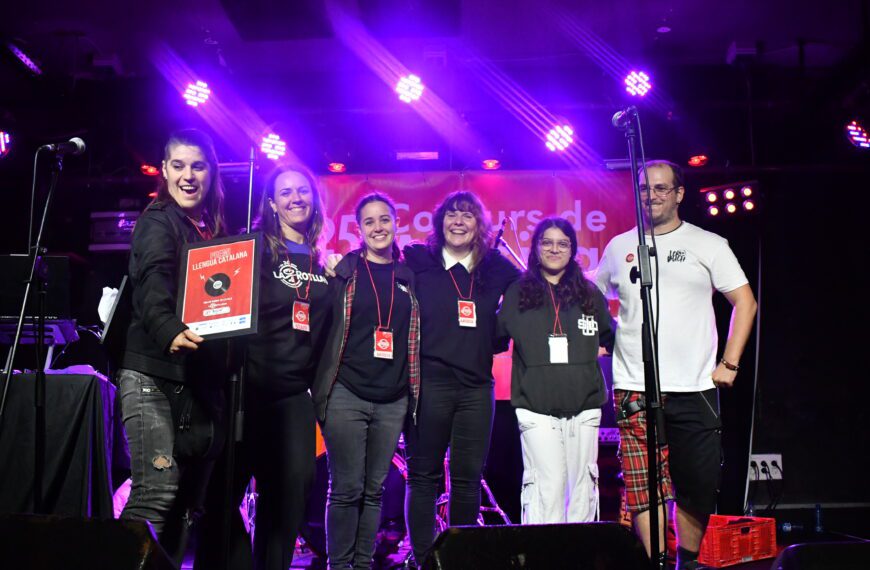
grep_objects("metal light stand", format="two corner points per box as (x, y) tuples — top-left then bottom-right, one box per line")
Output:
(219, 146), (257, 570)
(619, 112), (667, 570)
(0, 151), (65, 514)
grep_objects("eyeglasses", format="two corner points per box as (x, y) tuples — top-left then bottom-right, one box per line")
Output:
(538, 239), (571, 251)
(639, 184), (678, 197)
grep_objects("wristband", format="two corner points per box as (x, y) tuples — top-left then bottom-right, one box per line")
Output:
(720, 358), (739, 371)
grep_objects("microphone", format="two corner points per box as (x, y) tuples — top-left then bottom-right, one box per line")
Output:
(39, 137), (86, 156)
(493, 218), (508, 248)
(611, 106), (637, 129)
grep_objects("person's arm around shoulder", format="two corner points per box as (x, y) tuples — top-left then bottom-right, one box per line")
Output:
(712, 284), (757, 388)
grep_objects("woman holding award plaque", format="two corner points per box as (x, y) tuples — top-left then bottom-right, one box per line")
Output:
(313, 192), (420, 570)
(117, 128), (228, 564)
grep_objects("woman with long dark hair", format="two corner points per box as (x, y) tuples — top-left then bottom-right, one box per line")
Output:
(214, 164), (332, 569)
(313, 192), (420, 570)
(497, 216), (614, 524)
(402, 190), (520, 564)
(117, 128), (228, 563)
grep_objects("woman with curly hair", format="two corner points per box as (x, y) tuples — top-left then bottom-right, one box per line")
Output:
(496, 216), (614, 524)
(402, 190), (520, 564)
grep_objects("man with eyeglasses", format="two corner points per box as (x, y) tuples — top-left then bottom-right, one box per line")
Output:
(594, 160), (757, 570)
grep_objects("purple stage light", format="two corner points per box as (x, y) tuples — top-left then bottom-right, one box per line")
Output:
(624, 71), (652, 97)
(545, 125), (575, 152)
(725, 203), (737, 214)
(7, 43), (42, 75)
(706, 192), (718, 203)
(396, 74), (424, 103)
(260, 134), (286, 160)
(0, 131), (10, 157)
(741, 186), (753, 197)
(708, 205), (720, 217)
(183, 81), (211, 107)
(743, 200), (755, 211)
(846, 120), (869, 149)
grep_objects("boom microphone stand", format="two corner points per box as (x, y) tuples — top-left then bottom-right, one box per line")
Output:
(0, 148), (76, 513)
(614, 106), (667, 570)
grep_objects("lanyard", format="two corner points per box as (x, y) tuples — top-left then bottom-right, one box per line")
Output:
(186, 216), (212, 241)
(285, 248), (313, 301)
(363, 257), (395, 330)
(447, 265), (474, 300)
(547, 283), (564, 335)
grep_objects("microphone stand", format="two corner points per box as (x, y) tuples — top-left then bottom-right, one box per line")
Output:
(497, 237), (527, 271)
(618, 112), (666, 570)
(0, 151), (65, 514)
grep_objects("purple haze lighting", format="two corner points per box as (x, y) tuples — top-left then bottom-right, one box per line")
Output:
(624, 71), (652, 97)
(545, 125), (575, 152)
(260, 134), (286, 160)
(0, 131), (10, 157)
(846, 120), (869, 149)
(183, 81), (211, 107)
(7, 43), (42, 75)
(396, 74), (424, 103)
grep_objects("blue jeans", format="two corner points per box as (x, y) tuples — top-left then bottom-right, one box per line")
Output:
(322, 383), (408, 570)
(118, 368), (213, 563)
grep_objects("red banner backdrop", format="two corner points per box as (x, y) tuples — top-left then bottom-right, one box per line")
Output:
(318, 169), (636, 399)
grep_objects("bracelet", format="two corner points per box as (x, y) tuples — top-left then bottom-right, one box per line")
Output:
(720, 358), (739, 371)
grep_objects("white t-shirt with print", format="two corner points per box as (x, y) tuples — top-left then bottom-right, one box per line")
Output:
(594, 222), (748, 392)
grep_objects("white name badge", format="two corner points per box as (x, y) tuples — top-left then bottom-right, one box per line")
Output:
(457, 299), (477, 328)
(548, 334), (569, 364)
(373, 328), (394, 360)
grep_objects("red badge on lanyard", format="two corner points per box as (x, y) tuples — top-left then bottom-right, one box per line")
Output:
(289, 249), (314, 332)
(363, 257), (396, 360)
(292, 300), (310, 331)
(448, 266), (476, 328)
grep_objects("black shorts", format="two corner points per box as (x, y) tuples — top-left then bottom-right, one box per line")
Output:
(615, 388), (722, 517)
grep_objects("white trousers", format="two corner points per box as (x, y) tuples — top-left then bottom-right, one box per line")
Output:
(515, 407), (601, 524)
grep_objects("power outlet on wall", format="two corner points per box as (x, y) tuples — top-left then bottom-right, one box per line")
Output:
(749, 454), (783, 481)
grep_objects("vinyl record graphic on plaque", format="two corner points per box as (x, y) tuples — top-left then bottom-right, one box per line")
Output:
(205, 272), (231, 297)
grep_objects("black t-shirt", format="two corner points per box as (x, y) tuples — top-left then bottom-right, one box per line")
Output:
(404, 244), (520, 386)
(337, 259), (411, 402)
(245, 247), (331, 396)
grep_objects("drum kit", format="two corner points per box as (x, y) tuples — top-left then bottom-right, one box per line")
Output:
(239, 434), (511, 563)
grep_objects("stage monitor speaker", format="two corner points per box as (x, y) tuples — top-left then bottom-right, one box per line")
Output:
(0, 514), (175, 569)
(771, 540), (870, 569)
(423, 522), (648, 569)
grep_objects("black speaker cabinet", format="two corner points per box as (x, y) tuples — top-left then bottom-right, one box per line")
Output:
(771, 541), (870, 570)
(423, 522), (648, 569)
(0, 514), (175, 569)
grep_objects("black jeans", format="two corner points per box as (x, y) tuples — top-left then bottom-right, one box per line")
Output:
(404, 373), (495, 563)
(196, 388), (315, 570)
(322, 382), (408, 570)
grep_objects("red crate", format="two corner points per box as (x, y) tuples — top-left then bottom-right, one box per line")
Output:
(698, 515), (777, 567)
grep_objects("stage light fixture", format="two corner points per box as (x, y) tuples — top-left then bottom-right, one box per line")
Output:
(743, 200), (755, 211)
(723, 188), (736, 200)
(140, 164), (160, 176)
(845, 120), (869, 149)
(701, 180), (759, 218)
(688, 154), (708, 167)
(7, 42), (42, 75)
(741, 185), (753, 197)
(481, 159), (501, 170)
(706, 192), (718, 203)
(545, 125), (575, 152)
(708, 205), (720, 216)
(327, 162), (347, 173)
(725, 203), (737, 214)
(624, 71), (652, 97)
(260, 134), (286, 160)
(396, 74), (424, 103)
(0, 131), (10, 157)
(183, 81), (211, 107)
